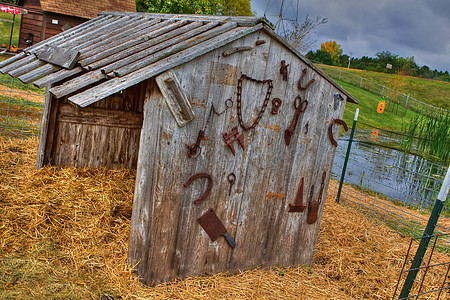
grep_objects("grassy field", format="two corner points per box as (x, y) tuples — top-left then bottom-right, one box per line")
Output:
(0, 12), (21, 47)
(321, 65), (450, 110)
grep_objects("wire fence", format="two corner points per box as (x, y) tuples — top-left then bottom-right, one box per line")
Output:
(392, 233), (450, 299)
(316, 64), (450, 116)
(330, 132), (450, 252)
(0, 76), (44, 137)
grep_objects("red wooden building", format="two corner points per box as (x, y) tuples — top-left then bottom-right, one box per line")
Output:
(17, 0), (136, 48)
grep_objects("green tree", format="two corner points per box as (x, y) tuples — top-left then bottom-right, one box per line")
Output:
(306, 49), (334, 65)
(320, 41), (343, 64)
(136, 0), (252, 16)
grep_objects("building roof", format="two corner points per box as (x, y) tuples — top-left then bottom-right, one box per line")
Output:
(0, 11), (358, 107)
(39, 0), (136, 19)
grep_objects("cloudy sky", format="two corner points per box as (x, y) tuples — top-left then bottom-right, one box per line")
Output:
(251, 0), (450, 72)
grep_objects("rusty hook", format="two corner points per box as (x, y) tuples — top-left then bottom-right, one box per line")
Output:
(183, 173), (213, 205)
(328, 119), (349, 147)
(298, 68), (315, 90)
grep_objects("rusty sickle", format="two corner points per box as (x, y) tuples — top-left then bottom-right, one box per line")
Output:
(183, 173), (213, 205)
(328, 119), (349, 147)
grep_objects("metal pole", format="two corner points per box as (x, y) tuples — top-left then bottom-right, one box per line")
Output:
(398, 166), (450, 299)
(8, 14), (16, 52)
(336, 108), (359, 203)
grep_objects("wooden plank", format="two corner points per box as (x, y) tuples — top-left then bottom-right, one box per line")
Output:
(113, 21), (229, 77)
(56, 103), (143, 129)
(84, 19), (192, 71)
(68, 25), (262, 107)
(25, 15), (114, 55)
(18, 63), (61, 84)
(35, 44), (80, 69)
(78, 18), (169, 65)
(73, 17), (160, 53)
(55, 16), (125, 49)
(34, 67), (83, 89)
(8, 59), (46, 78)
(43, 96), (59, 165)
(36, 90), (53, 169)
(0, 54), (34, 74)
(49, 70), (106, 99)
(128, 79), (163, 273)
(155, 69), (195, 127)
(98, 11), (261, 27)
(0, 52), (26, 69)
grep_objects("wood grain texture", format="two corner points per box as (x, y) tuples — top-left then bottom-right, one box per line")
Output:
(128, 29), (350, 285)
(41, 82), (146, 169)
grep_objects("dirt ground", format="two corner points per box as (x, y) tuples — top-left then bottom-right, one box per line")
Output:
(0, 136), (448, 299)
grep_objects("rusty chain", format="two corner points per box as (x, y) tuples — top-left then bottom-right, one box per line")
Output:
(236, 74), (273, 131)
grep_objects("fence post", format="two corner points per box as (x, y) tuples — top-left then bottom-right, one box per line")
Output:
(398, 166), (450, 299)
(336, 108), (359, 203)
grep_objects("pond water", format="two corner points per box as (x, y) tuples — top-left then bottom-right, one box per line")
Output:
(332, 136), (448, 208)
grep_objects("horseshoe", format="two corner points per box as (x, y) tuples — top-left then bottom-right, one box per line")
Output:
(297, 68), (315, 90)
(328, 119), (349, 147)
(183, 173), (213, 205)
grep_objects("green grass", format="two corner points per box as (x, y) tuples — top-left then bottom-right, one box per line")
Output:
(339, 80), (416, 132)
(321, 65), (450, 110)
(0, 12), (21, 47)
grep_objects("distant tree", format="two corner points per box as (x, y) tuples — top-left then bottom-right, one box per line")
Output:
(376, 51), (398, 73)
(136, 0), (252, 16)
(306, 49), (334, 65)
(1, 0), (16, 4)
(284, 15), (328, 54)
(320, 41), (343, 64)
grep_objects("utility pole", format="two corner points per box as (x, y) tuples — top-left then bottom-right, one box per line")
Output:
(347, 51), (353, 69)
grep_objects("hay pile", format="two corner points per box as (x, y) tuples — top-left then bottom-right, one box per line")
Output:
(0, 136), (448, 299)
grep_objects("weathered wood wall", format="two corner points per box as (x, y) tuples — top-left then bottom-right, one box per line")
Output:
(37, 80), (147, 169)
(128, 30), (349, 285)
(19, 9), (87, 49)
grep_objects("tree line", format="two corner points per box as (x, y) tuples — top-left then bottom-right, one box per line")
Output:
(306, 43), (450, 82)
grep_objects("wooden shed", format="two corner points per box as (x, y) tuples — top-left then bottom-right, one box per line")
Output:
(16, 0), (136, 49)
(0, 11), (358, 285)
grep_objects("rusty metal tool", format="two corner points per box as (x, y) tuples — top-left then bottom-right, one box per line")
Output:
(186, 130), (205, 158)
(197, 208), (236, 248)
(328, 119), (349, 147)
(183, 173), (213, 205)
(305, 121), (309, 134)
(271, 98), (282, 115)
(280, 60), (289, 81)
(284, 96), (308, 146)
(307, 172), (326, 224)
(227, 173), (236, 196)
(236, 74), (273, 131)
(223, 127), (244, 156)
(297, 68), (315, 90)
(289, 177), (306, 212)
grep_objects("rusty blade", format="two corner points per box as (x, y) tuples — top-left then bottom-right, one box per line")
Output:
(197, 208), (235, 248)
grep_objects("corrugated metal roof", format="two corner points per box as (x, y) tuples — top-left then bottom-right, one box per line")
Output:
(0, 11), (358, 106)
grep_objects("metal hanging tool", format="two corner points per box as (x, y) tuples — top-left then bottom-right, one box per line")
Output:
(307, 172), (326, 224)
(197, 208), (236, 248)
(227, 173), (236, 196)
(183, 173), (213, 205)
(289, 177), (306, 212)
(271, 98), (282, 115)
(297, 68), (315, 90)
(284, 96), (308, 146)
(223, 127), (245, 156)
(328, 119), (349, 147)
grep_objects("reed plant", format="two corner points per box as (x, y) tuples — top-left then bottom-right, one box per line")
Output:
(401, 110), (450, 165)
